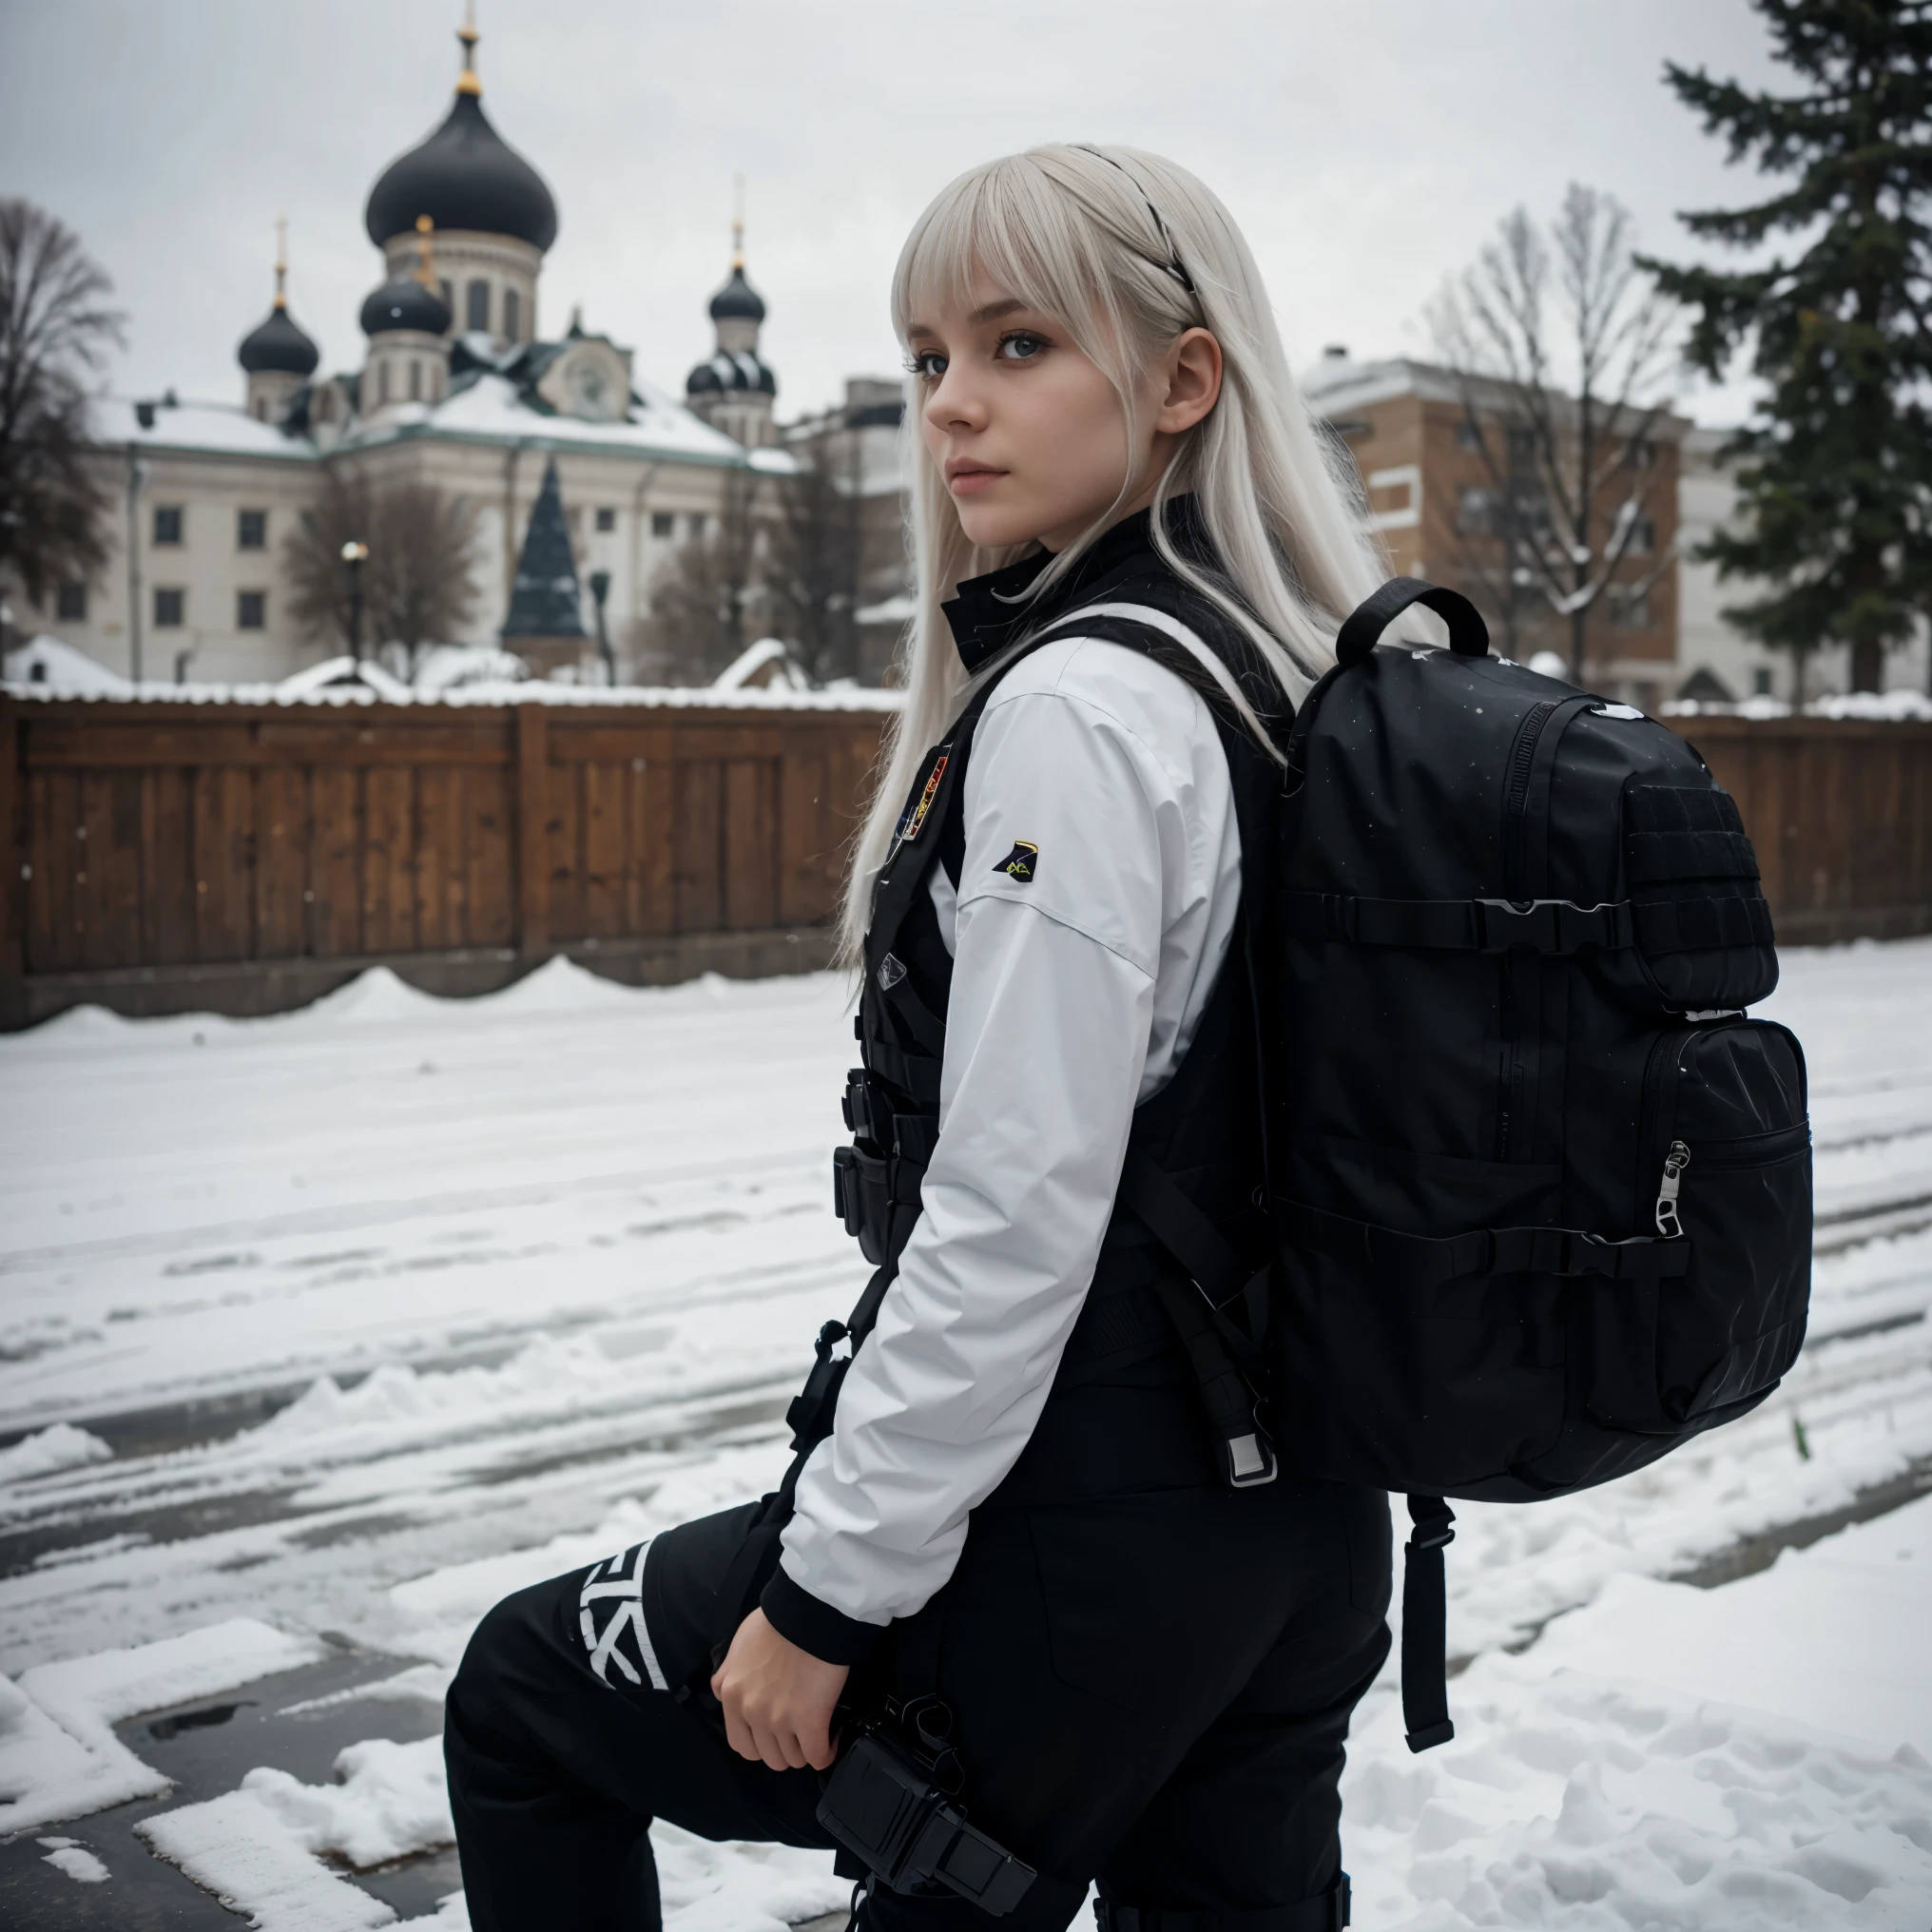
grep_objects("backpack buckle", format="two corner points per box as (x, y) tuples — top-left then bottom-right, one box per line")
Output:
(1476, 898), (1558, 951)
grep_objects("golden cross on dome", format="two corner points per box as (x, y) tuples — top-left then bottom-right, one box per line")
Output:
(731, 174), (746, 271)
(456, 1), (481, 96)
(274, 216), (288, 309)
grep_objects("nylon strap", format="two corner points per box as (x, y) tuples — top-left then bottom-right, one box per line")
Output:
(1282, 892), (1634, 956)
(1401, 1497), (1456, 1752)
(1279, 1199), (1690, 1285)
(1095, 1876), (1351, 1932)
(1632, 892), (1775, 956)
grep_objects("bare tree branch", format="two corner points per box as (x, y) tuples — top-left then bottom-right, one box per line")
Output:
(1430, 184), (1679, 680)
(0, 199), (126, 608)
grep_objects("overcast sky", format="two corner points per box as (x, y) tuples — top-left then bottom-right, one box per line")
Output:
(1, 0), (1784, 426)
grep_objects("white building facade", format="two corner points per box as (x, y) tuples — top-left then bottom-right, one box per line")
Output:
(10, 18), (792, 688)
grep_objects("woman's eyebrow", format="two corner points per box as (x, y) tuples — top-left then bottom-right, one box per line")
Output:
(967, 298), (1028, 325)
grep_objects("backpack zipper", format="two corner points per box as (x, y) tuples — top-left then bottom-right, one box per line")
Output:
(1501, 700), (1560, 895)
(1493, 700), (1563, 1162)
(1655, 1140), (1690, 1237)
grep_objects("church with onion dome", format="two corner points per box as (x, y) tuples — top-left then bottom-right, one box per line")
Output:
(24, 12), (828, 689)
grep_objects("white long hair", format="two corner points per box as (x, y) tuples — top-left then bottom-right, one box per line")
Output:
(840, 143), (1388, 959)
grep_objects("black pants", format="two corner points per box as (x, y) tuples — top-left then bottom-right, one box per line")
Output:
(446, 1474), (1391, 1932)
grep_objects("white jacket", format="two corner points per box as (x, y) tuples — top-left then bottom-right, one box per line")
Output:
(778, 628), (1243, 1633)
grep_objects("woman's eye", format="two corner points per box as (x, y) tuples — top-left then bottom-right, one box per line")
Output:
(907, 350), (948, 380)
(997, 332), (1048, 362)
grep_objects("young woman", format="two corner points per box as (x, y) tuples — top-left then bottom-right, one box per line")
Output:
(446, 143), (1395, 1932)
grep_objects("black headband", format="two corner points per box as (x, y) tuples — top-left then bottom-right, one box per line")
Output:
(1073, 145), (1197, 298)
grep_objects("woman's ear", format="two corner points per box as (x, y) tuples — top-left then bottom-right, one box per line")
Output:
(1154, 328), (1223, 435)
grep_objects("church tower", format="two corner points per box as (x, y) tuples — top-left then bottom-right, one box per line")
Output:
(236, 221), (319, 425)
(358, 217), (454, 416)
(362, 9), (557, 349)
(685, 199), (778, 449)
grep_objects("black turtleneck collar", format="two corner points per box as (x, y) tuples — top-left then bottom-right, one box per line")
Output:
(940, 496), (1212, 676)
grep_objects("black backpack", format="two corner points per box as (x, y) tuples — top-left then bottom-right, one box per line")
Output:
(1259, 579), (1811, 1748)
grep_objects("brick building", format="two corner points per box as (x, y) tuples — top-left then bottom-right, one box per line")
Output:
(1303, 350), (1690, 711)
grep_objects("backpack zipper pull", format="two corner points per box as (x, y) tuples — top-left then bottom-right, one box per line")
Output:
(1656, 1140), (1690, 1238)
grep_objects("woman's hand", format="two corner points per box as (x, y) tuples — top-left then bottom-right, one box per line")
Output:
(710, 1608), (849, 1771)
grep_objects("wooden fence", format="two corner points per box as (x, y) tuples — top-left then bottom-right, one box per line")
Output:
(0, 695), (890, 1028)
(0, 698), (1926, 1029)
(1682, 715), (1932, 947)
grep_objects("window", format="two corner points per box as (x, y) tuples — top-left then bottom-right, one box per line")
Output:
(1456, 486), (1498, 536)
(154, 588), (184, 628)
(595, 506), (616, 532)
(1753, 667), (1773, 697)
(237, 590), (266, 629)
(1455, 419), (1482, 450)
(56, 582), (87, 621)
(1609, 585), (1652, 631)
(651, 511), (674, 538)
(1625, 514), (1656, 556)
(253, 398), (267, 421)
(238, 509), (266, 550)
(467, 280), (490, 332)
(378, 359), (391, 404)
(1625, 437), (1657, 470)
(153, 505), (183, 546)
(439, 279), (454, 314)
(686, 512), (707, 540)
(503, 288), (521, 341)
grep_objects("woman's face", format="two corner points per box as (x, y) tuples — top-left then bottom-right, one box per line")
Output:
(906, 272), (1221, 555)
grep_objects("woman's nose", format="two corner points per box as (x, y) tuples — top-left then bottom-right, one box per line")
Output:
(925, 370), (986, 435)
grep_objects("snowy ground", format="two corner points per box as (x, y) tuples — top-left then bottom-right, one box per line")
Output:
(2, 945), (1930, 1928)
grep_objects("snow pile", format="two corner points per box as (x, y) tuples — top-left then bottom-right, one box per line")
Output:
(1339, 1491), (1932, 1925)
(0, 1618), (322, 1834)
(139, 1788), (403, 1930)
(0, 1421), (112, 1484)
(1343, 1655), (1932, 1929)
(245, 1734), (452, 1869)
(652, 1820), (849, 1932)
(1, 634), (132, 696)
(37, 1835), (110, 1883)
(1527, 1492), (1932, 1759)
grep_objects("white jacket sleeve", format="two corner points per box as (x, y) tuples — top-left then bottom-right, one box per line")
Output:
(769, 641), (1237, 1651)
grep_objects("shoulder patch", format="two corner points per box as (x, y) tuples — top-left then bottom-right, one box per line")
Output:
(992, 840), (1039, 883)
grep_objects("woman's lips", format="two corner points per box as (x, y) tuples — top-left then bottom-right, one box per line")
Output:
(947, 465), (1005, 496)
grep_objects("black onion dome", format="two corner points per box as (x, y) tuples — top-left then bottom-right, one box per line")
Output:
(707, 263), (765, 324)
(238, 302), (320, 377)
(365, 93), (558, 253)
(360, 275), (454, 338)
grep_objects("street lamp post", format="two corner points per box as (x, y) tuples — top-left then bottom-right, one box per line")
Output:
(588, 570), (615, 686)
(340, 540), (369, 665)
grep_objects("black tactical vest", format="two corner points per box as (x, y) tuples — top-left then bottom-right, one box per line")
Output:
(832, 512), (1288, 1499)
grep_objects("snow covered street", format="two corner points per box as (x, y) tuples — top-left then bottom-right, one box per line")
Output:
(3, 946), (1931, 1926)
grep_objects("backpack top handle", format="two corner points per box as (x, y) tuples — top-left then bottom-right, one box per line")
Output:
(1335, 576), (1490, 671)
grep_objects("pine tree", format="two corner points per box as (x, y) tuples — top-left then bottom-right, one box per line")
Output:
(1638, 0), (1932, 695)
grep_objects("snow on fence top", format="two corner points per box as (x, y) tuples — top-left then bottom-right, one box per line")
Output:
(0, 675), (904, 713)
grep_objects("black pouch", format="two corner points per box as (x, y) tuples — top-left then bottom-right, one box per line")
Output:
(1624, 782), (1778, 1011)
(818, 1711), (1035, 1918)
